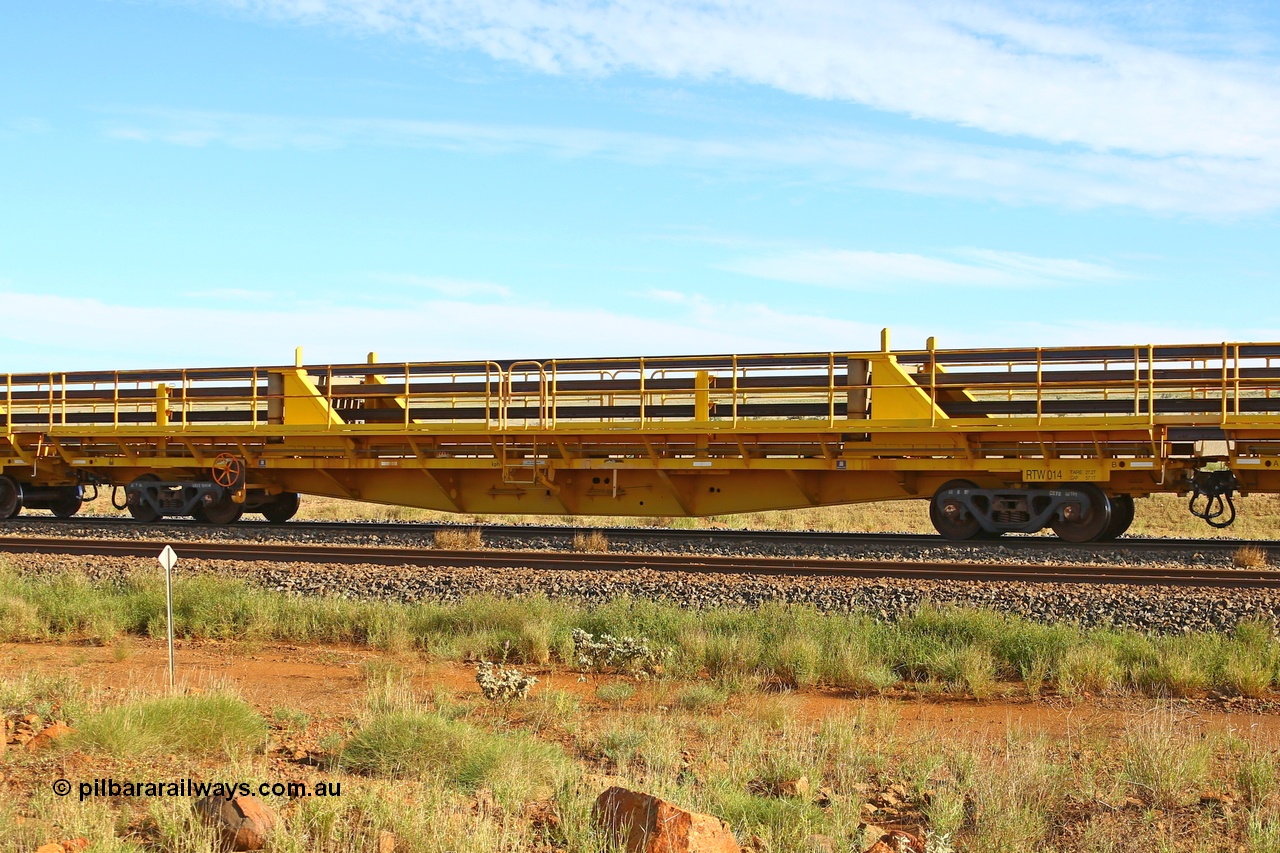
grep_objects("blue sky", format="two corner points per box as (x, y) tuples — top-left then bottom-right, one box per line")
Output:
(2, 0), (1278, 370)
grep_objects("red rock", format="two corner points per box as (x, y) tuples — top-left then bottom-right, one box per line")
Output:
(194, 795), (278, 851)
(593, 786), (741, 853)
(862, 830), (925, 853)
(26, 722), (75, 752)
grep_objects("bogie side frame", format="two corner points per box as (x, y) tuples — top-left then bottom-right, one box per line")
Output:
(3, 334), (1279, 541)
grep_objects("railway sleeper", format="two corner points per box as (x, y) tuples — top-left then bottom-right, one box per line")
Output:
(930, 480), (1130, 543)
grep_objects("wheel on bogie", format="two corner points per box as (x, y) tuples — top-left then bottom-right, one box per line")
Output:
(1050, 484), (1112, 543)
(929, 479), (986, 540)
(126, 474), (161, 523)
(0, 476), (21, 519)
(201, 495), (244, 525)
(260, 492), (300, 524)
(50, 494), (82, 519)
(1098, 494), (1134, 541)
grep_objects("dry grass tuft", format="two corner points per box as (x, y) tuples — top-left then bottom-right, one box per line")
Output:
(572, 530), (609, 552)
(1233, 546), (1270, 569)
(433, 527), (483, 550)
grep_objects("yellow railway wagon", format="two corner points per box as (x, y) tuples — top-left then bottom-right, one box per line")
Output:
(2, 332), (1278, 542)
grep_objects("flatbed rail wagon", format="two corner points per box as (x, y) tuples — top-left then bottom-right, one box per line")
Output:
(3, 332), (1278, 542)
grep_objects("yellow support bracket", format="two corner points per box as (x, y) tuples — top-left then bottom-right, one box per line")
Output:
(275, 370), (344, 427)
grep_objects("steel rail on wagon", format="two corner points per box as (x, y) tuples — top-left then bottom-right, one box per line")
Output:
(3, 330), (1279, 543)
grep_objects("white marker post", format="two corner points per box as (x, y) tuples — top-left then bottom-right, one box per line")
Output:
(157, 545), (178, 692)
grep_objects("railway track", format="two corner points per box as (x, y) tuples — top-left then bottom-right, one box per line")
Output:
(4, 515), (1278, 557)
(2, 535), (1278, 588)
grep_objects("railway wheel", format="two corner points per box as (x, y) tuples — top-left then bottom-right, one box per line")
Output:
(49, 492), (83, 519)
(1098, 494), (1135, 541)
(261, 492), (300, 524)
(126, 474), (162, 523)
(1050, 484), (1112, 543)
(201, 494), (244, 525)
(929, 479), (986, 540)
(0, 476), (21, 519)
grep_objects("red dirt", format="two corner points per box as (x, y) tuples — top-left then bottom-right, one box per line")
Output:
(4, 639), (1278, 745)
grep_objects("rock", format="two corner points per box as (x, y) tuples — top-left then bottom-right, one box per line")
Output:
(1199, 791), (1234, 816)
(778, 777), (811, 799)
(857, 823), (886, 848)
(194, 795), (278, 851)
(593, 786), (741, 853)
(862, 830), (925, 853)
(747, 776), (810, 799)
(801, 834), (839, 853)
(26, 721), (75, 752)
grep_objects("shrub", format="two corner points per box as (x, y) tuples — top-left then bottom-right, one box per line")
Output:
(475, 662), (538, 701)
(1134, 647), (1211, 698)
(341, 710), (568, 806)
(823, 645), (899, 695)
(928, 645), (997, 699)
(571, 628), (669, 675)
(0, 596), (42, 641)
(0, 673), (89, 726)
(1057, 644), (1121, 696)
(769, 635), (821, 689)
(433, 527), (482, 549)
(595, 681), (636, 708)
(1220, 651), (1274, 698)
(705, 631), (763, 683)
(1233, 546), (1269, 569)
(1122, 712), (1211, 808)
(74, 693), (266, 758)
(571, 531), (609, 552)
(675, 684), (728, 711)
(1236, 749), (1280, 806)
(1020, 653), (1051, 699)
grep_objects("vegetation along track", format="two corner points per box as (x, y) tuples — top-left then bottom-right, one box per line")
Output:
(3, 535), (1279, 588)
(5, 514), (1280, 559)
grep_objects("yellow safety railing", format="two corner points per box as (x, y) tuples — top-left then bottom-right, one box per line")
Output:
(3, 342), (1280, 437)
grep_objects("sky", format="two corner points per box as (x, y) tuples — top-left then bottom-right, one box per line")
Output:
(2, 0), (1279, 371)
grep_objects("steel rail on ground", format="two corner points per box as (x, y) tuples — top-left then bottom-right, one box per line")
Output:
(2, 536), (1279, 589)
(5, 515), (1280, 557)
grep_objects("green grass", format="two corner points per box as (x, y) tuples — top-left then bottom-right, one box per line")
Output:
(594, 681), (636, 707)
(1, 565), (1277, 701)
(339, 709), (571, 807)
(73, 692), (267, 758)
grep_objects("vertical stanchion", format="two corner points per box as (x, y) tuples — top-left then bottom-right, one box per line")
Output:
(157, 545), (178, 692)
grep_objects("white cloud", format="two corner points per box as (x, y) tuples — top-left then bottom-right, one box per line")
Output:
(722, 247), (1131, 289)
(0, 288), (888, 371)
(1, 287), (1264, 373)
(369, 273), (512, 298)
(6, 117), (51, 134)
(102, 108), (1280, 214)
(205, 1), (1280, 162)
